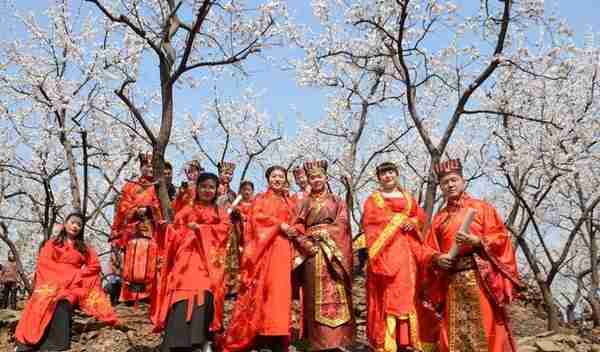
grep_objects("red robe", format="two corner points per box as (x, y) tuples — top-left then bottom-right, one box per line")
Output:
(152, 203), (231, 333)
(222, 189), (296, 351)
(111, 177), (162, 302)
(292, 192), (355, 350)
(425, 193), (523, 352)
(172, 185), (196, 215)
(362, 190), (438, 352)
(15, 240), (117, 345)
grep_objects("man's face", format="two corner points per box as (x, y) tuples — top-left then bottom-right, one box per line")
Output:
(308, 172), (327, 193)
(220, 171), (233, 185)
(164, 168), (173, 183)
(140, 163), (153, 178)
(439, 173), (465, 200)
(295, 173), (309, 190)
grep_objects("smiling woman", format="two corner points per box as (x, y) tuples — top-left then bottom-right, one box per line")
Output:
(223, 164), (297, 352)
(14, 213), (117, 351)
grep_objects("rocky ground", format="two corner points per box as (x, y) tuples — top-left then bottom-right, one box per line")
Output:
(1, 275), (599, 351)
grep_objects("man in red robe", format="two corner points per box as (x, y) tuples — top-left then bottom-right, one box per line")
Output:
(425, 159), (523, 352)
(217, 161), (240, 293)
(111, 152), (162, 303)
(217, 161), (237, 207)
(362, 162), (437, 352)
(287, 160), (355, 351)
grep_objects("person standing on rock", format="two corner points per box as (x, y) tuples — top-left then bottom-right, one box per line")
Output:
(15, 213), (117, 351)
(153, 172), (241, 351)
(361, 161), (437, 352)
(287, 160), (355, 351)
(222, 165), (296, 352)
(425, 159), (523, 352)
(110, 152), (162, 304)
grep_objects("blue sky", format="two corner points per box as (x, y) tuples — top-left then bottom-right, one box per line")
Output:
(3, 0), (599, 182)
(7, 0), (598, 134)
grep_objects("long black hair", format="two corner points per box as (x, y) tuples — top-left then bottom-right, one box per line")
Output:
(195, 172), (220, 204)
(53, 212), (88, 256)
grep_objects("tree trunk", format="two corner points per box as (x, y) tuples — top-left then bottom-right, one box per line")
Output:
(423, 155), (440, 225)
(155, 60), (175, 223)
(588, 218), (600, 326)
(539, 281), (561, 331)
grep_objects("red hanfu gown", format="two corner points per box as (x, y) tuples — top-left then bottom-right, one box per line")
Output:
(362, 190), (438, 352)
(425, 193), (523, 352)
(152, 203), (232, 333)
(111, 177), (162, 303)
(222, 189), (296, 351)
(15, 239), (117, 346)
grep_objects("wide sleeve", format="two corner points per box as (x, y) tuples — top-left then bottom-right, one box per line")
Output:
(475, 202), (523, 306)
(78, 246), (118, 325)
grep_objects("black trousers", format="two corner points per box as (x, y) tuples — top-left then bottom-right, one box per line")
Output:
(252, 336), (288, 352)
(16, 300), (72, 351)
(161, 291), (214, 352)
(0, 281), (17, 309)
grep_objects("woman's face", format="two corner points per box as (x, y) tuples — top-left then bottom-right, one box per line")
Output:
(186, 167), (200, 183)
(378, 169), (398, 191)
(268, 169), (287, 192)
(140, 163), (153, 178)
(197, 178), (218, 203)
(65, 216), (83, 239)
(240, 184), (254, 201)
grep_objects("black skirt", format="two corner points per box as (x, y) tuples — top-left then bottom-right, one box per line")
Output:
(16, 299), (73, 352)
(161, 291), (214, 352)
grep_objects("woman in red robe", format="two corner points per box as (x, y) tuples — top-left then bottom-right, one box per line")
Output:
(362, 162), (437, 352)
(286, 160), (355, 351)
(153, 172), (239, 351)
(111, 152), (162, 303)
(15, 213), (117, 351)
(222, 165), (296, 352)
(425, 159), (523, 352)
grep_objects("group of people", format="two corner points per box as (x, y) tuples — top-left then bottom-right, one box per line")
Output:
(13, 152), (523, 352)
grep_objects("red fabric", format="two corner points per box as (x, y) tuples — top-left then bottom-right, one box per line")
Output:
(111, 178), (162, 303)
(222, 190), (296, 352)
(238, 200), (253, 246)
(362, 192), (436, 350)
(15, 240), (117, 345)
(172, 186), (196, 214)
(424, 193), (523, 352)
(152, 203), (231, 333)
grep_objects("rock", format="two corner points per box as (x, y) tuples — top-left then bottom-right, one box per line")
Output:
(518, 347), (538, 352)
(535, 340), (563, 352)
(0, 309), (20, 325)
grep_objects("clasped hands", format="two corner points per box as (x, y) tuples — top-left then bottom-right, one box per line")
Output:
(280, 223), (297, 238)
(436, 231), (481, 270)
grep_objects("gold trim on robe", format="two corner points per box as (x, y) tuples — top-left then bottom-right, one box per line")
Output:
(368, 191), (414, 259)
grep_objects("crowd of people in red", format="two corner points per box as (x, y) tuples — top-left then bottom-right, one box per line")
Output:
(12, 153), (522, 352)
